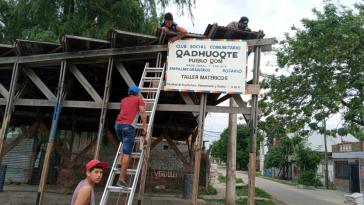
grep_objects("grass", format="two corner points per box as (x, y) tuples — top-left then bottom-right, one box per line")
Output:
(236, 185), (271, 199)
(218, 175), (244, 184)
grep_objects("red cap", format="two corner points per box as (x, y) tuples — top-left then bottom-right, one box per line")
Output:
(86, 159), (108, 171)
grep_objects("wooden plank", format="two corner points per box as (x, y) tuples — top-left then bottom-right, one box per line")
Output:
(246, 38), (277, 48)
(94, 57), (113, 159)
(70, 65), (103, 104)
(150, 136), (163, 150)
(63, 34), (111, 44)
(115, 61), (136, 87)
(248, 46), (261, 205)
(245, 84), (260, 95)
(0, 45), (168, 64)
(23, 68), (56, 101)
(226, 99), (237, 205)
(0, 83), (9, 99)
(156, 104), (251, 114)
(0, 63), (20, 159)
(191, 94), (207, 205)
(216, 94), (231, 105)
(180, 93), (197, 117)
(232, 94), (247, 107)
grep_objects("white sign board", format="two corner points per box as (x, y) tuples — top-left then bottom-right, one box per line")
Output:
(165, 39), (247, 94)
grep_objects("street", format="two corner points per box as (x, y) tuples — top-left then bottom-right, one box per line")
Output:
(237, 171), (346, 205)
(212, 164), (347, 205)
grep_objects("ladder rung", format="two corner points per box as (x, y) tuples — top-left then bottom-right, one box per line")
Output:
(145, 68), (164, 72)
(136, 123), (150, 129)
(140, 88), (158, 92)
(108, 185), (131, 193)
(142, 77), (162, 81)
(113, 168), (137, 175)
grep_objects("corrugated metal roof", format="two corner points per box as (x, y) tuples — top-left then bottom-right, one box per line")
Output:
(2, 138), (34, 183)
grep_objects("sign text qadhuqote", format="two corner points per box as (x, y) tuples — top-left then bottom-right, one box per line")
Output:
(165, 39), (247, 93)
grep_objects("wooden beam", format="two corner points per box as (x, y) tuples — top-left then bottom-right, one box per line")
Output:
(0, 63), (20, 160)
(164, 135), (191, 168)
(216, 94), (231, 105)
(115, 61), (136, 87)
(180, 93), (195, 105)
(180, 93), (198, 117)
(23, 68), (56, 101)
(157, 104), (251, 114)
(0, 83), (9, 99)
(69, 65), (102, 104)
(151, 135), (164, 150)
(94, 57), (114, 159)
(191, 94), (207, 205)
(0, 45), (167, 64)
(232, 94), (247, 107)
(246, 38), (277, 48)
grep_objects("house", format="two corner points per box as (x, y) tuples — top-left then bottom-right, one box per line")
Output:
(306, 132), (358, 186)
(332, 142), (364, 193)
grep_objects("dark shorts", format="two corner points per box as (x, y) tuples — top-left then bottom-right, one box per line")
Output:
(115, 123), (135, 155)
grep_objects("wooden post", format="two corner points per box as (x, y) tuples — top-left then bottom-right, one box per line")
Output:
(0, 62), (20, 163)
(248, 46), (261, 205)
(94, 57), (114, 159)
(191, 93), (207, 205)
(36, 60), (67, 205)
(226, 97), (237, 205)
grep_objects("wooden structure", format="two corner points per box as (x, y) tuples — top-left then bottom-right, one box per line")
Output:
(0, 25), (276, 205)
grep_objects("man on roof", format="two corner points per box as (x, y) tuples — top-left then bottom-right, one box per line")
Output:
(227, 16), (252, 32)
(159, 12), (188, 42)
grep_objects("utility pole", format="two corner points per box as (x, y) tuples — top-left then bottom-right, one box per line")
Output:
(226, 98), (237, 205)
(323, 119), (329, 189)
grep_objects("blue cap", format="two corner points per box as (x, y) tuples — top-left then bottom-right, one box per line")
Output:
(128, 85), (140, 95)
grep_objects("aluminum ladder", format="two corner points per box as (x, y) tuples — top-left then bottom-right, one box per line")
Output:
(99, 63), (165, 205)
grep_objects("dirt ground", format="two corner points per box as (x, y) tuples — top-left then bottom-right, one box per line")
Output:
(0, 184), (209, 205)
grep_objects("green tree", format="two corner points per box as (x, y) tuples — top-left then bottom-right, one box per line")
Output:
(260, 3), (364, 141)
(0, 0), (194, 43)
(265, 136), (297, 179)
(211, 124), (256, 170)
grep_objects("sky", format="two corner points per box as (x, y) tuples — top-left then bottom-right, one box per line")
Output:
(166, 0), (361, 146)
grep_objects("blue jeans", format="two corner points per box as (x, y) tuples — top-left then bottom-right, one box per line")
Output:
(115, 123), (136, 155)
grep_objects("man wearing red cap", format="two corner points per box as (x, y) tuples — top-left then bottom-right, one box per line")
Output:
(71, 159), (108, 205)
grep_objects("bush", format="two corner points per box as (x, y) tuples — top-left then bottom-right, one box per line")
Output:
(298, 170), (323, 187)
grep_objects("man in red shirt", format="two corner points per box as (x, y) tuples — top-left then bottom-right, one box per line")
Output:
(115, 85), (147, 188)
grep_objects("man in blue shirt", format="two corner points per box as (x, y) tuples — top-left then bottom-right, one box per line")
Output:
(159, 12), (188, 42)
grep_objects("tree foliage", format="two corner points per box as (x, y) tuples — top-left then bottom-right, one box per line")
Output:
(260, 3), (364, 141)
(0, 0), (195, 43)
(211, 124), (260, 170)
(265, 136), (321, 185)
